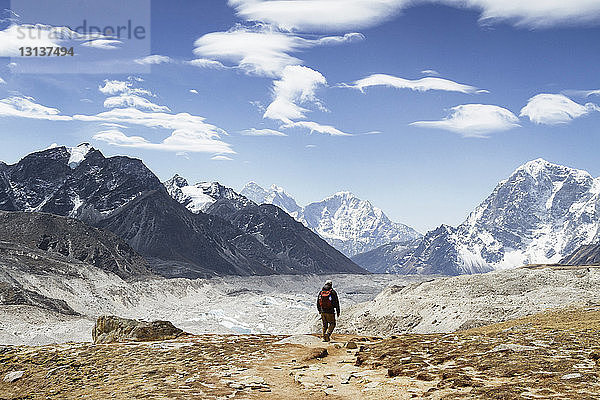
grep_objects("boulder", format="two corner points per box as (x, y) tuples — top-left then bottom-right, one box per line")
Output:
(92, 315), (185, 344)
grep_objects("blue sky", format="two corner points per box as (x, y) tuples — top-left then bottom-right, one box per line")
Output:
(1, 0), (600, 232)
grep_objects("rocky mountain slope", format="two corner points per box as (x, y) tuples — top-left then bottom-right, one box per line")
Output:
(561, 242), (600, 265)
(0, 145), (363, 277)
(351, 239), (421, 273)
(0, 211), (154, 316)
(164, 177), (364, 275)
(360, 159), (600, 275)
(241, 183), (421, 257)
(0, 211), (149, 279)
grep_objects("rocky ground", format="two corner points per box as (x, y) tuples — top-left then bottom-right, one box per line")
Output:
(2, 306), (600, 399)
(339, 266), (600, 336)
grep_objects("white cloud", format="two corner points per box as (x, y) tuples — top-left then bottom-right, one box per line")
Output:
(229, 0), (600, 31)
(241, 128), (287, 136)
(186, 58), (228, 69)
(81, 39), (121, 50)
(346, 74), (482, 94)
(263, 65), (327, 123)
(0, 24), (118, 56)
(450, 0), (600, 28)
(421, 69), (440, 76)
(103, 94), (171, 112)
(211, 155), (234, 161)
(193, 25), (363, 77)
(228, 0), (405, 31)
(0, 96), (72, 121)
(282, 120), (352, 136)
(0, 77), (5, 84)
(134, 55), (172, 65)
(520, 93), (599, 125)
(189, 89), (199, 94)
(410, 104), (520, 137)
(76, 107), (234, 154)
(98, 79), (153, 96)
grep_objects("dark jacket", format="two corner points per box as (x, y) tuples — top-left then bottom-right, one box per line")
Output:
(317, 284), (340, 315)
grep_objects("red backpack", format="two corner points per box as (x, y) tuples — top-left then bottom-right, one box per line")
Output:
(319, 289), (333, 309)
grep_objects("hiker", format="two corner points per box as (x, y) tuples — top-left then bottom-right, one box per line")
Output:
(316, 279), (340, 342)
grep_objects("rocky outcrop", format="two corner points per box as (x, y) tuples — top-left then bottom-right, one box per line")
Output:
(92, 315), (185, 344)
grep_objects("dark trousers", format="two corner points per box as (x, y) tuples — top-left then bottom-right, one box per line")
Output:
(321, 313), (336, 340)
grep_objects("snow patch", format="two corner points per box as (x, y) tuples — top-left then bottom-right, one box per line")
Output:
(67, 143), (92, 169)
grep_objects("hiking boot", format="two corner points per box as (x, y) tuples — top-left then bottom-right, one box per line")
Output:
(323, 334), (330, 342)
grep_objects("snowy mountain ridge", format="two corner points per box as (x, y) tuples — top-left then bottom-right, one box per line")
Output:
(164, 175), (251, 213)
(398, 158), (600, 275)
(240, 182), (422, 257)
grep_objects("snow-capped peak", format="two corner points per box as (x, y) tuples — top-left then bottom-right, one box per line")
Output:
(514, 158), (592, 182)
(66, 143), (92, 169)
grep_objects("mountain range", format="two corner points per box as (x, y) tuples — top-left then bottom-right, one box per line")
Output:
(0, 144), (364, 278)
(240, 183), (422, 257)
(354, 158), (600, 275)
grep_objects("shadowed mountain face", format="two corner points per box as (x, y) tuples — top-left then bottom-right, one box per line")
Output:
(207, 201), (365, 274)
(351, 239), (422, 274)
(561, 243), (600, 266)
(0, 210), (153, 315)
(163, 176), (365, 275)
(0, 145), (364, 277)
(0, 211), (149, 279)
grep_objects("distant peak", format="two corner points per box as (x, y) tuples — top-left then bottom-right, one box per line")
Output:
(165, 174), (189, 188)
(331, 191), (356, 198)
(514, 158), (591, 180)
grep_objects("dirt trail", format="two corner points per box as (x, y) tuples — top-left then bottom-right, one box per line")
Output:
(241, 334), (422, 399)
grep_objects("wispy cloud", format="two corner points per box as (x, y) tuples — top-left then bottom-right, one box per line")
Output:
(229, 0), (600, 31)
(76, 107), (233, 152)
(211, 155), (234, 161)
(228, 0), (405, 31)
(0, 96), (72, 121)
(410, 104), (520, 137)
(282, 120), (352, 136)
(189, 89), (199, 94)
(264, 65), (327, 123)
(186, 58), (228, 70)
(520, 93), (599, 125)
(344, 74), (484, 94)
(421, 69), (440, 76)
(92, 128), (232, 154)
(192, 24), (363, 77)
(103, 94), (171, 112)
(241, 128), (287, 136)
(134, 55), (173, 65)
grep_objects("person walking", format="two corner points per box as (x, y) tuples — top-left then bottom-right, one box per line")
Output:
(316, 280), (340, 342)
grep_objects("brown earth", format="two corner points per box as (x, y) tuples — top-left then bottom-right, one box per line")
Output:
(2, 306), (600, 399)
